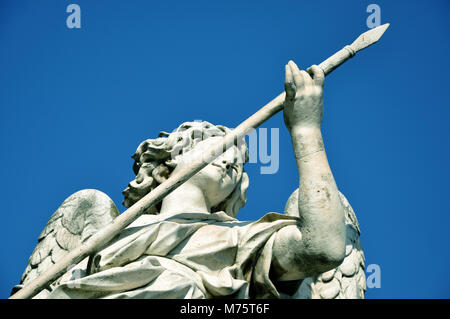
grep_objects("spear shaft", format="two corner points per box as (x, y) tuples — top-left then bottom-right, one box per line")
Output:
(10, 24), (389, 299)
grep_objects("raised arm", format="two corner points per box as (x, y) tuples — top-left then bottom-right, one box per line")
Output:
(271, 61), (346, 281)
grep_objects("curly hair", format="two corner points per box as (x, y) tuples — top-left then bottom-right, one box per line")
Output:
(122, 121), (249, 218)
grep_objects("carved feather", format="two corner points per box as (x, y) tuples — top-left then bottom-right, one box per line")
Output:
(19, 189), (119, 288)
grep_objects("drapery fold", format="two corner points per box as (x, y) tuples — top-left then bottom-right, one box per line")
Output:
(45, 211), (300, 299)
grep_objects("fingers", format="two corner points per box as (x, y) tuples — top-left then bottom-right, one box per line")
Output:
(286, 61), (323, 99)
(288, 60), (313, 91)
(306, 64), (325, 86)
(284, 64), (296, 100)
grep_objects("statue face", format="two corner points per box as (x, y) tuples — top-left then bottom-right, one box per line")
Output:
(175, 136), (243, 208)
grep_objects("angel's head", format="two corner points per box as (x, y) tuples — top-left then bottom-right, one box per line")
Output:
(122, 121), (249, 218)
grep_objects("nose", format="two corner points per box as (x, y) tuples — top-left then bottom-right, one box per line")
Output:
(222, 160), (231, 169)
(221, 159), (231, 170)
(213, 158), (230, 170)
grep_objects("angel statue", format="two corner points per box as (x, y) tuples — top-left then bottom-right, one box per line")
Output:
(13, 61), (365, 299)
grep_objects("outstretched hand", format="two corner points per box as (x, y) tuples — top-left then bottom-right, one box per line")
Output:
(283, 61), (325, 132)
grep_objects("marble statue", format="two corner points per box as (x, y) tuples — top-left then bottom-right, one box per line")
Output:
(14, 61), (365, 299)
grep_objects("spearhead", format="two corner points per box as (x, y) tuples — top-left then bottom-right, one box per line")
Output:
(319, 23), (390, 75)
(350, 23), (390, 52)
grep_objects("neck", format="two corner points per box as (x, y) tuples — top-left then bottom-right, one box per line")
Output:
(159, 182), (211, 216)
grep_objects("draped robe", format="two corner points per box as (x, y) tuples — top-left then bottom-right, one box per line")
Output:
(45, 211), (300, 299)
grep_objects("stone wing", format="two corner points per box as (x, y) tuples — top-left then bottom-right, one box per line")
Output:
(16, 189), (119, 293)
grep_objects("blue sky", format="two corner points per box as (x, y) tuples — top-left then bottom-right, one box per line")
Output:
(1, 0), (449, 299)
